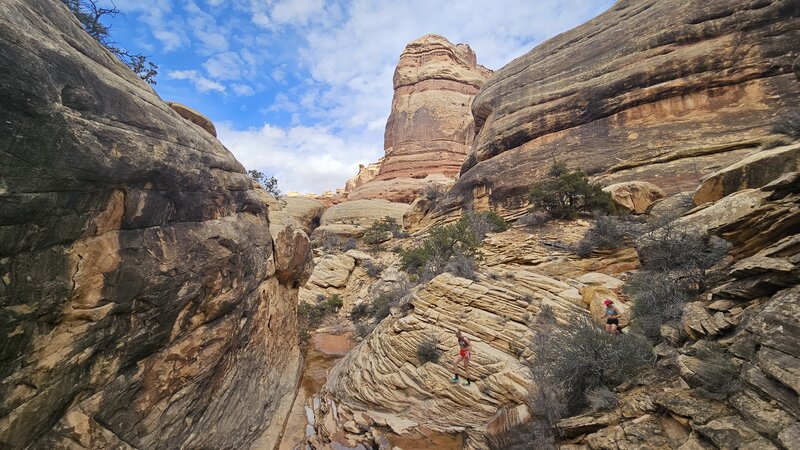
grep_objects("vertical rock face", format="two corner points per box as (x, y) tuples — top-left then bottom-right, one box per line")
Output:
(427, 0), (800, 221)
(0, 1), (312, 448)
(346, 34), (491, 203)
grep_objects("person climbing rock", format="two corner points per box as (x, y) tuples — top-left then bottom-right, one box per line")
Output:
(603, 299), (621, 335)
(451, 329), (472, 386)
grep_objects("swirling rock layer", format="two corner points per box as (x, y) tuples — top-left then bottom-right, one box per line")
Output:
(429, 0), (800, 219)
(0, 1), (312, 448)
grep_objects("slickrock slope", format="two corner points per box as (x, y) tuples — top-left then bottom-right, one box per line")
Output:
(346, 35), (491, 203)
(0, 1), (313, 448)
(317, 268), (588, 448)
(426, 0), (800, 221)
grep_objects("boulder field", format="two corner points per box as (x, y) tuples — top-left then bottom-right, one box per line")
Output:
(0, 1), (313, 448)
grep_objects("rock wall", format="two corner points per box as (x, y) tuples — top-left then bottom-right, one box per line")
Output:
(0, 1), (312, 448)
(346, 34), (491, 203)
(427, 0), (800, 221)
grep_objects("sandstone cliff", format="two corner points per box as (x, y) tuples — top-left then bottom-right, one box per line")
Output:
(346, 34), (491, 203)
(422, 0), (800, 223)
(0, 1), (313, 448)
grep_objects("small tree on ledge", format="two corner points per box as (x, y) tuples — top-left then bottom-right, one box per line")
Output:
(248, 169), (281, 197)
(528, 161), (615, 219)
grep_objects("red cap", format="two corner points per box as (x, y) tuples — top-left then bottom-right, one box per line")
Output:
(603, 299), (612, 305)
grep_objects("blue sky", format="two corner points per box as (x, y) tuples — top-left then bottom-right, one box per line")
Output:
(103, 0), (614, 193)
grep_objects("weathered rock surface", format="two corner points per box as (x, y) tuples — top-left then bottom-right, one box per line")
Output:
(312, 199), (409, 240)
(603, 181), (665, 214)
(166, 101), (217, 137)
(693, 143), (800, 205)
(318, 267), (588, 446)
(426, 0), (800, 220)
(283, 196), (326, 235)
(0, 1), (312, 448)
(345, 35), (491, 203)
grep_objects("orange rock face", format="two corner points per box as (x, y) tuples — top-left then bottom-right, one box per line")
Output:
(425, 0), (800, 221)
(346, 35), (491, 203)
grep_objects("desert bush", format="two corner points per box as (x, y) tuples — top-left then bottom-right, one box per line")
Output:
(532, 316), (654, 413)
(528, 162), (616, 219)
(772, 108), (800, 138)
(586, 386), (619, 412)
(465, 210), (510, 240)
(518, 211), (552, 229)
(689, 343), (742, 399)
(370, 284), (410, 322)
(442, 250), (477, 280)
(363, 216), (404, 248)
(400, 211), (504, 282)
(350, 302), (370, 321)
(574, 215), (644, 258)
(423, 184), (445, 201)
(354, 322), (374, 338)
(320, 235), (357, 252)
(624, 271), (691, 340)
(363, 260), (384, 278)
(297, 294), (343, 343)
(416, 336), (441, 364)
(342, 238), (357, 251)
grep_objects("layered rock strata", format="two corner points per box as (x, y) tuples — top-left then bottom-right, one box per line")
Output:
(311, 199), (410, 240)
(426, 0), (800, 221)
(0, 1), (312, 448)
(346, 34), (491, 203)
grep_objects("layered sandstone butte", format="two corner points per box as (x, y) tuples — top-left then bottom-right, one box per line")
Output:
(425, 0), (800, 222)
(0, 1), (312, 448)
(346, 34), (491, 203)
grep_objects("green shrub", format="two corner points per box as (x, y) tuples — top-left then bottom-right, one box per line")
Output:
(297, 294), (343, 342)
(528, 162), (615, 219)
(363, 216), (404, 248)
(465, 210), (510, 240)
(624, 271), (691, 340)
(354, 322), (374, 338)
(416, 337), (441, 364)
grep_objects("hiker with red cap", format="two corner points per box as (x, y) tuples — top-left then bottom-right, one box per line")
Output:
(603, 299), (622, 334)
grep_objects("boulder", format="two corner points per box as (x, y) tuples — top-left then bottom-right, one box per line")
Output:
(166, 101), (217, 137)
(603, 181), (665, 214)
(313, 199), (409, 239)
(692, 143), (800, 205)
(283, 196), (326, 234)
(0, 2), (312, 448)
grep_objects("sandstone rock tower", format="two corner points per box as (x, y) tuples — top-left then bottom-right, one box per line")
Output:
(346, 34), (491, 203)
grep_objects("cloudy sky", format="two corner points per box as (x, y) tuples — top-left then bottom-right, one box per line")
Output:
(104, 0), (615, 193)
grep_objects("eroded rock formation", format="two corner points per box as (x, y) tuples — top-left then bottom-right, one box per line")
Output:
(0, 1), (312, 448)
(346, 34), (491, 203)
(425, 0), (800, 222)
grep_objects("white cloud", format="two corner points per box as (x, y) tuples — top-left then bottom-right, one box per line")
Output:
(167, 70), (226, 93)
(232, 83), (256, 96)
(217, 121), (380, 194)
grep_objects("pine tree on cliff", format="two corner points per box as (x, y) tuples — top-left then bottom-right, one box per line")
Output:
(61, 0), (158, 85)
